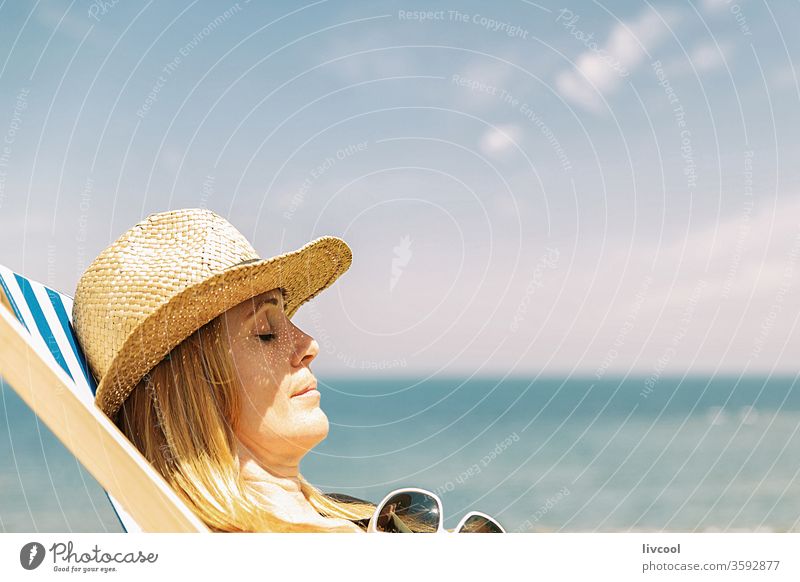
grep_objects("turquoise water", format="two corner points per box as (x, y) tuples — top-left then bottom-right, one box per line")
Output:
(2, 376), (799, 532)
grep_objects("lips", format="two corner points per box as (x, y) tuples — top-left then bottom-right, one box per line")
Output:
(292, 381), (318, 398)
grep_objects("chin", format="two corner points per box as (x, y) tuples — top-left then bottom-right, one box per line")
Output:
(295, 409), (330, 449)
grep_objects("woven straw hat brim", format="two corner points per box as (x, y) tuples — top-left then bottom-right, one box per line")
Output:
(94, 235), (351, 419)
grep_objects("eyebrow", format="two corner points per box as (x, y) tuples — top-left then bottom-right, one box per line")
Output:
(246, 293), (284, 323)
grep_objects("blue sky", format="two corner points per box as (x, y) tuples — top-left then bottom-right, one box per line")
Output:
(0, 0), (798, 378)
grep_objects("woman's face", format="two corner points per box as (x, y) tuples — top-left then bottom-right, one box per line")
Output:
(222, 288), (327, 460)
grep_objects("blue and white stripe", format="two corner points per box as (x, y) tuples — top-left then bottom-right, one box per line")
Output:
(0, 264), (141, 533)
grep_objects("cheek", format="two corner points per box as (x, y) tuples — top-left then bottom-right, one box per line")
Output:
(231, 340), (290, 416)
(232, 339), (284, 383)
(237, 380), (286, 441)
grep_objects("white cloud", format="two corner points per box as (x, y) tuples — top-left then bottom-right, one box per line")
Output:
(299, 188), (800, 377)
(593, 195), (800, 374)
(555, 66), (606, 113)
(690, 41), (733, 72)
(34, 2), (94, 43)
(701, 0), (731, 14)
(157, 145), (184, 177)
(769, 64), (798, 91)
(322, 28), (418, 83)
(654, 41), (734, 80)
(451, 58), (516, 111)
(479, 124), (521, 157)
(556, 7), (680, 112)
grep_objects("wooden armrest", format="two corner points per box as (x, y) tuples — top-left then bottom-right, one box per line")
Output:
(0, 297), (209, 532)
(0, 285), (11, 314)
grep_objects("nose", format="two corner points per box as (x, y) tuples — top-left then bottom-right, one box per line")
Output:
(291, 323), (319, 369)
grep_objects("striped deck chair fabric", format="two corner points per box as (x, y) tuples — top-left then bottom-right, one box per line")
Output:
(0, 265), (141, 532)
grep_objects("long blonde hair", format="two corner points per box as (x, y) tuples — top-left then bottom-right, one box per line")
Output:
(115, 312), (375, 532)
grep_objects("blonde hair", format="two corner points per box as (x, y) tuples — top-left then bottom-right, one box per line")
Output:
(115, 313), (375, 532)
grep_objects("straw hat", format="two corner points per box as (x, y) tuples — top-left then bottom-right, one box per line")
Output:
(72, 208), (352, 420)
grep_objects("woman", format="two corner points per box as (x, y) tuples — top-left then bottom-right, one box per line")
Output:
(71, 208), (375, 532)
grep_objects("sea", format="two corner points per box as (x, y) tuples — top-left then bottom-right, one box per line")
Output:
(1, 375), (799, 533)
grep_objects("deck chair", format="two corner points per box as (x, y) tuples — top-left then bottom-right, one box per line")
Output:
(0, 264), (208, 532)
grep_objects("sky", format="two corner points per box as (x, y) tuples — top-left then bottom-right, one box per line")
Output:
(0, 0), (799, 379)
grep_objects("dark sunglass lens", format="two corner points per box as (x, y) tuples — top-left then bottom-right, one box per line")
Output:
(375, 492), (440, 533)
(458, 514), (504, 533)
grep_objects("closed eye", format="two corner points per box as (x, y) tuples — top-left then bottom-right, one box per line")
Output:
(257, 333), (276, 343)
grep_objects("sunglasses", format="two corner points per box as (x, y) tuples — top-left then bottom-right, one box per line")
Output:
(366, 487), (506, 533)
